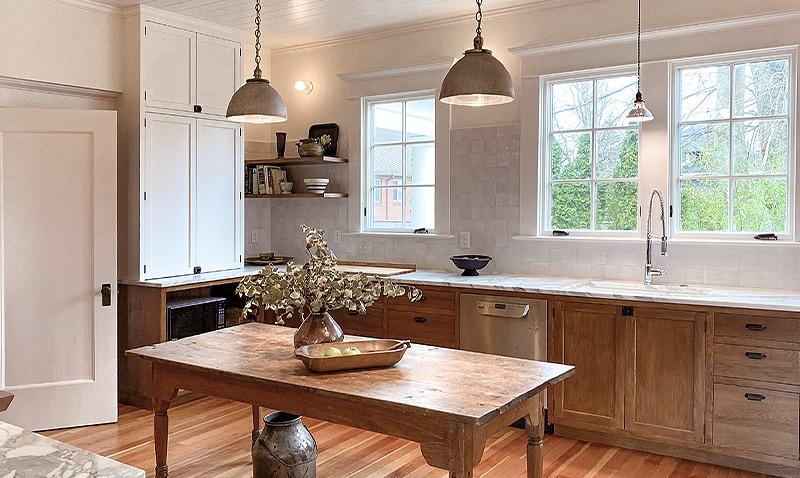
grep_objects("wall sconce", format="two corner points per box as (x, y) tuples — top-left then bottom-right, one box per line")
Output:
(294, 80), (313, 94)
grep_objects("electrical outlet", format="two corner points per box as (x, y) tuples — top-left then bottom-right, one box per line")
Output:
(459, 231), (470, 249)
(334, 229), (343, 244)
(250, 229), (259, 244)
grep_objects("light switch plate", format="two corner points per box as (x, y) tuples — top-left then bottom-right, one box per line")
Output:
(459, 231), (470, 249)
(250, 230), (259, 244)
(334, 229), (343, 244)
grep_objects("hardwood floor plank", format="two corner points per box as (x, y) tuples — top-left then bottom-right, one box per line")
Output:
(42, 397), (766, 478)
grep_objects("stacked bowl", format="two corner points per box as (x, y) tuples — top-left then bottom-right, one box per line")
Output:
(304, 178), (329, 194)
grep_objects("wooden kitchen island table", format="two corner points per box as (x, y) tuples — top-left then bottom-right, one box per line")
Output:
(127, 323), (574, 478)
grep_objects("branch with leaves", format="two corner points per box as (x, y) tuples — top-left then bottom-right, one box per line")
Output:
(237, 225), (422, 324)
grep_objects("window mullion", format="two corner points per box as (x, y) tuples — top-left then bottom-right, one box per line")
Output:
(728, 63), (735, 233)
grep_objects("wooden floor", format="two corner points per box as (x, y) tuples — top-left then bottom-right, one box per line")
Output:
(43, 397), (764, 478)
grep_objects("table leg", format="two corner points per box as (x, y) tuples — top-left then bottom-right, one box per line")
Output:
(153, 398), (172, 478)
(524, 405), (545, 478)
(251, 405), (261, 445)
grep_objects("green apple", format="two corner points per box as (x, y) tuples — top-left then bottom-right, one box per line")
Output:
(324, 347), (342, 357)
(342, 346), (361, 356)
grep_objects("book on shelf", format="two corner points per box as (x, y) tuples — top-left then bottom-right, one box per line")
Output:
(245, 164), (287, 195)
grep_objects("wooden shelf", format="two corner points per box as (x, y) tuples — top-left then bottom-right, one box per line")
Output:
(245, 156), (348, 166)
(246, 192), (348, 199)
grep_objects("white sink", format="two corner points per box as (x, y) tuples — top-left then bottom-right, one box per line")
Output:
(584, 280), (711, 297)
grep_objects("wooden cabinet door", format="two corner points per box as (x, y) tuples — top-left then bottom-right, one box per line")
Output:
(549, 301), (625, 430)
(196, 34), (241, 116)
(144, 22), (195, 112)
(196, 119), (242, 273)
(143, 113), (195, 279)
(624, 307), (706, 443)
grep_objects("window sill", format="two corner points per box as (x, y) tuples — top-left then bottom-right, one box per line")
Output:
(513, 235), (800, 246)
(344, 232), (455, 240)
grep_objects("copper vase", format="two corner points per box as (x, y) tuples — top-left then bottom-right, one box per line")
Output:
(293, 311), (344, 348)
(252, 411), (316, 478)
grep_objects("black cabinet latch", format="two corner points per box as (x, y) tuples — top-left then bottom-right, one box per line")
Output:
(194, 105), (202, 113)
(193, 266), (202, 274)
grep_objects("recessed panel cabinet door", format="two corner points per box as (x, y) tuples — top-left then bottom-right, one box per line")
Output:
(144, 113), (195, 279)
(0, 108), (117, 430)
(145, 21), (196, 112)
(197, 34), (241, 116)
(196, 119), (242, 273)
(549, 301), (625, 430)
(624, 308), (706, 443)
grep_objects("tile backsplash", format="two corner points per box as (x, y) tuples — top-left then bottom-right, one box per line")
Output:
(261, 125), (800, 290)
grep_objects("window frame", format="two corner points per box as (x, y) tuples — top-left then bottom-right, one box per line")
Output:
(539, 67), (642, 237)
(669, 48), (797, 240)
(362, 90), (437, 233)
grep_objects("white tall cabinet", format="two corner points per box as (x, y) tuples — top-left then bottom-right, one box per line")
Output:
(119, 6), (245, 281)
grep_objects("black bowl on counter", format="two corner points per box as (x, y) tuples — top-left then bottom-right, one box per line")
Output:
(450, 255), (492, 276)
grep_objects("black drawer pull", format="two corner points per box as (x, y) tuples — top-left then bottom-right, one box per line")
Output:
(745, 351), (767, 360)
(745, 323), (767, 331)
(744, 393), (766, 401)
(413, 316), (427, 323)
(348, 310), (358, 316)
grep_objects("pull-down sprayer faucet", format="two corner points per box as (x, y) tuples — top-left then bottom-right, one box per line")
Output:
(645, 188), (668, 285)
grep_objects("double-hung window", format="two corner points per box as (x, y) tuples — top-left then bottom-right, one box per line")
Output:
(673, 52), (793, 237)
(364, 93), (436, 232)
(542, 72), (641, 234)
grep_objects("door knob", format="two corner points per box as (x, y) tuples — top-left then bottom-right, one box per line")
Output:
(101, 283), (112, 307)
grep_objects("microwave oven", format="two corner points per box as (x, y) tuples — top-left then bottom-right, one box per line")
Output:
(166, 296), (226, 340)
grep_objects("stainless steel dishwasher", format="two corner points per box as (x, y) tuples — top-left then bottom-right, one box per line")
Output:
(460, 293), (547, 361)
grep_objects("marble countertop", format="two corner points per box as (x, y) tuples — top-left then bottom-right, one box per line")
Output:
(395, 269), (800, 313)
(0, 421), (144, 477)
(119, 265), (264, 288)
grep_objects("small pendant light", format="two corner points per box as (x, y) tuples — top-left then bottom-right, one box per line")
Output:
(625, 0), (653, 123)
(439, 0), (514, 107)
(226, 0), (287, 123)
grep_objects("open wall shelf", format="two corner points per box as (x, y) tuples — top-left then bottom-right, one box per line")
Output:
(245, 156), (348, 166)
(245, 192), (348, 199)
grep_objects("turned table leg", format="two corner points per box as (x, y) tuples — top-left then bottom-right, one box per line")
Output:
(153, 398), (172, 478)
(251, 405), (261, 445)
(524, 403), (545, 478)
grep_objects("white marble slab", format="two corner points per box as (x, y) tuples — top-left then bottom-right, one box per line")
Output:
(119, 265), (264, 288)
(0, 421), (144, 477)
(395, 270), (800, 313)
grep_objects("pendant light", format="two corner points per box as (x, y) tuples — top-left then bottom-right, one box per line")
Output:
(439, 0), (514, 107)
(625, 0), (653, 123)
(226, 0), (287, 123)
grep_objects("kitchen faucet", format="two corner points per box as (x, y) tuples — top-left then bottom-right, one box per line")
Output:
(645, 188), (668, 285)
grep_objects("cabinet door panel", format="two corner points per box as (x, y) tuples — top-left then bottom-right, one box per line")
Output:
(145, 22), (195, 112)
(625, 308), (705, 443)
(549, 301), (625, 430)
(144, 114), (195, 278)
(197, 34), (240, 116)
(196, 119), (242, 273)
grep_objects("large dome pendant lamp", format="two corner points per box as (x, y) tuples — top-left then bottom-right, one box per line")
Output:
(625, 0), (653, 123)
(439, 0), (514, 107)
(226, 0), (287, 124)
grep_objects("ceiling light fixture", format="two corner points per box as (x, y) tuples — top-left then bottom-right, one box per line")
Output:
(439, 0), (514, 107)
(294, 80), (313, 94)
(625, 0), (653, 123)
(226, 0), (287, 124)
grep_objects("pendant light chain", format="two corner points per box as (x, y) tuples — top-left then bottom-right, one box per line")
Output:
(636, 0), (641, 91)
(253, 0), (263, 78)
(473, 0), (484, 49)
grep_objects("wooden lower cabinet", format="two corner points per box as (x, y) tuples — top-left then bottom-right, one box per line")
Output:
(624, 307), (706, 443)
(548, 301), (625, 430)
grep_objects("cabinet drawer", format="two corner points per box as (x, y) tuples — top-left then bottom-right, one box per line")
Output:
(714, 343), (800, 385)
(388, 286), (455, 313)
(715, 313), (800, 343)
(386, 310), (456, 347)
(713, 383), (799, 459)
(329, 306), (384, 338)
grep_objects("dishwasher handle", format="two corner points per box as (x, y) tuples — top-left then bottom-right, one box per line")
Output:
(475, 301), (530, 319)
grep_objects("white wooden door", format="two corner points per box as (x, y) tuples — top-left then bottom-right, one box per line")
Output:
(144, 113), (195, 279)
(0, 108), (117, 431)
(145, 22), (196, 113)
(196, 34), (241, 117)
(196, 119), (243, 273)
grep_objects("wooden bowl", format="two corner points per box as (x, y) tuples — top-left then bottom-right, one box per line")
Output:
(294, 339), (410, 373)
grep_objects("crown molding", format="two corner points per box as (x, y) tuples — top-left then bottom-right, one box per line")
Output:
(338, 59), (454, 82)
(273, 0), (599, 55)
(509, 10), (800, 58)
(123, 4), (248, 41)
(0, 75), (121, 101)
(51, 0), (122, 17)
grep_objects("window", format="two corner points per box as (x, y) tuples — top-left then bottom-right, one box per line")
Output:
(542, 72), (640, 233)
(673, 53), (793, 236)
(365, 93), (435, 231)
